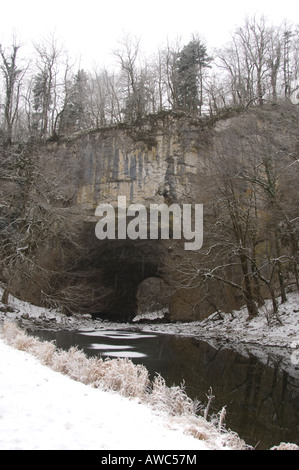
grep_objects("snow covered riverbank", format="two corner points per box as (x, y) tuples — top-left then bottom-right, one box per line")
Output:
(0, 322), (250, 451)
(138, 293), (299, 350)
(2, 287), (299, 381)
(0, 287), (299, 450)
(135, 294), (299, 382)
(0, 336), (216, 451)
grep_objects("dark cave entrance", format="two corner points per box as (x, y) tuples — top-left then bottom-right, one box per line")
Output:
(68, 228), (170, 322)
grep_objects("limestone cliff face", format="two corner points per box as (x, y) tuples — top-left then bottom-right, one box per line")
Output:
(4, 105), (297, 322)
(44, 113), (211, 212)
(33, 112), (214, 321)
(11, 108), (287, 322)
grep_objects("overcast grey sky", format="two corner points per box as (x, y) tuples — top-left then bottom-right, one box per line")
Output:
(1, 0), (298, 68)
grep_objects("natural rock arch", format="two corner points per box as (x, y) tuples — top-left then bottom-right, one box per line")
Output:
(135, 277), (170, 320)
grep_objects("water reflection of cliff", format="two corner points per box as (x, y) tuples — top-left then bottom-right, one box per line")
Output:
(151, 336), (299, 450)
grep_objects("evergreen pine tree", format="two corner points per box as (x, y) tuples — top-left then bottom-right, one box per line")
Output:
(176, 39), (211, 114)
(61, 70), (89, 133)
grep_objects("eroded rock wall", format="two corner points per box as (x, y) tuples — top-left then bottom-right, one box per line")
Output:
(6, 107), (295, 322)
(32, 113), (214, 321)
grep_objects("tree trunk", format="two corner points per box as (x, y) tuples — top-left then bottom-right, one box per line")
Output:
(274, 231), (287, 303)
(1, 288), (9, 305)
(251, 242), (265, 307)
(240, 253), (259, 318)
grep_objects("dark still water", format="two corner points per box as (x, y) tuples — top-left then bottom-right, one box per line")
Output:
(28, 328), (299, 450)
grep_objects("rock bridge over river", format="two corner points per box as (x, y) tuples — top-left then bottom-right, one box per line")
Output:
(8, 108), (291, 322)
(40, 112), (212, 322)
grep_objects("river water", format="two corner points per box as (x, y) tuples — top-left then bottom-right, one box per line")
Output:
(28, 327), (299, 450)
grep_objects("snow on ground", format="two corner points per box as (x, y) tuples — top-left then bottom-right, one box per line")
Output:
(1, 288), (299, 383)
(134, 294), (299, 381)
(1, 287), (298, 351)
(135, 294), (299, 349)
(0, 288), (243, 451)
(0, 337), (215, 451)
(0, 287), (299, 450)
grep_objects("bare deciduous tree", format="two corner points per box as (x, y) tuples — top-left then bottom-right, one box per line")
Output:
(0, 40), (27, 145)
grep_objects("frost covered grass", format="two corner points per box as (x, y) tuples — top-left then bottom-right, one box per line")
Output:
(1, 321), (249, 450)
(1, 321), (149, 399)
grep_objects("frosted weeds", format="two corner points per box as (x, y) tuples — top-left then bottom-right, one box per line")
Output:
(148, 374), (196, 416)
(1, 321), (250, 450)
